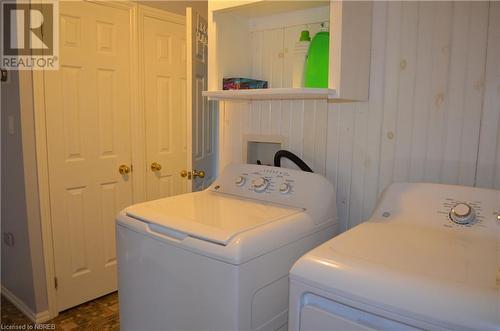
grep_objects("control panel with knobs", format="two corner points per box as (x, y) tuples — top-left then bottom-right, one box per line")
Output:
(234, 175), (294, 194)
(209, 164), (336, 226)
(252, 177), (269, 192)
(232, 167), (301, 195)
(225, 163), (333, 199)
(449, 202), (476, 225)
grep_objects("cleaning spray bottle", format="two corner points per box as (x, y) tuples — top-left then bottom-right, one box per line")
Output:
(305, 22), (329, 88)
(292, 29), (311, 88)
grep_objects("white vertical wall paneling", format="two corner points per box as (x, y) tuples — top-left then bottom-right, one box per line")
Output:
(262, 29), (284, 88)
(272, 30), (284, 88)
(441, 3), (470, 185)
(280, 100), (291, 144)
(325, 104), (341, 228)
(213, 14), (252, 87)
(313, 100), (327, 175)
(289, 100), (305, 160)
(270, 100), (282, 135)
(279, 100), (292, 168)
(220, 101), (229, 167)
(302, 100), (316, 170)
(408, 2), (434, 183)
(477, 2), (500, 189)
(283, 25), (303, 87)
(232, 101), (246, 163)
(392, 2), (418, 182)
(241, 100), (250, 134)
(219, 101), (225, 167)
(443, 2), (488, 186)
(335, 104), (355, 230)
(221, 100), (246, 166)
(259, 101), (272, 134)
(301, 100), (328, 175)
(378, 2), (402, 194)
(458, 3), (488, 185)
(219, 2), (495, 230)
(251, 31), (263, 81)
(326, 103), (356, 230)
(422, 2), (453, 183)
(260, 33), (272, 84)
(358, 1), (387, 222)
(325, 104), (341, 190)
(249, 100), (261, 133)
(348, 103), (369, 229)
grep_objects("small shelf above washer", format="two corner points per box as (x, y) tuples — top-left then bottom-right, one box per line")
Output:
(203, 88), (338, 101)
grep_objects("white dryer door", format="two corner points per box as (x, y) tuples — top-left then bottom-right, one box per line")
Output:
(300, 294), (418, 331)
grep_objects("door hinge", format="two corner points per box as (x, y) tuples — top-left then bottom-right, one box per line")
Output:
(54, 277), (58, 290)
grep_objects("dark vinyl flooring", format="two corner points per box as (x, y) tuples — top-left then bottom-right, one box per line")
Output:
(1, 292), (119, 330)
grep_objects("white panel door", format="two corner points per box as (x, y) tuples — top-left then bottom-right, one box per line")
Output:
(143, 10), (188, 200)
(44, 2), (132, 311)
(187, 8), (217, 192)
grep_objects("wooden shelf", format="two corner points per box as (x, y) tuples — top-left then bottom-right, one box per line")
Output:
(203, 88), (337, 101)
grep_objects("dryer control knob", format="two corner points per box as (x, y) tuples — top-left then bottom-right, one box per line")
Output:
(235, 176), (246, 186)
(252, 177), (268, 192)
(279, 183), (291, 194)
(450, 203), (475, 225)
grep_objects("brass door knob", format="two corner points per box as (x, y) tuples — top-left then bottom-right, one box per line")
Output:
(119, 164), (131, 175)
(151, 162), (162, 172)
(193, 169), (205, 179)
(180, 170), (192, 179)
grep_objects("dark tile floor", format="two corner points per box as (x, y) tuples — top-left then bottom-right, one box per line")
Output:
(1, 292), (119, 330)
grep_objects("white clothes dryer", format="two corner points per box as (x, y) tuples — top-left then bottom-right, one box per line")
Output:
(289, 183), (500, 331)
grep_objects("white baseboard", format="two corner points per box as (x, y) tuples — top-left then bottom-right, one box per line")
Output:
(1, 285), (52, 323)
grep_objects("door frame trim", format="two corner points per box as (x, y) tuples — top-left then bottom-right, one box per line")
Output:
(30, 0), (138, 318)
(186, 7), (194, 193)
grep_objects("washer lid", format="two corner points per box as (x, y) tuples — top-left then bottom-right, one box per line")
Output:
(125, 191), (303, 245)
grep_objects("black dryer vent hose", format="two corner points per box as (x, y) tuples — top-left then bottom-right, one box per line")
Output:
(273, 150), (313, 173)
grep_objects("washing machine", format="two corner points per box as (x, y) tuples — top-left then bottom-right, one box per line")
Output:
(116, 163), (339, 331)
(289, 183), (500, 331)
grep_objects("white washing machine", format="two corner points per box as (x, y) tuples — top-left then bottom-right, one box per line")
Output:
(116, 163), (339, 331)
(289, 183), (500, 331)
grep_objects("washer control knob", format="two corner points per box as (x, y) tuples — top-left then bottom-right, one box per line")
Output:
(279, 182), (291, 194)
(450, 203), (475, 225)
(252, 177), (268, 192)
(235, 176), (246, 186)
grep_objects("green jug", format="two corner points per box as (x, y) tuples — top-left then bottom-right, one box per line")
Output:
(305, 24), (329, 88)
